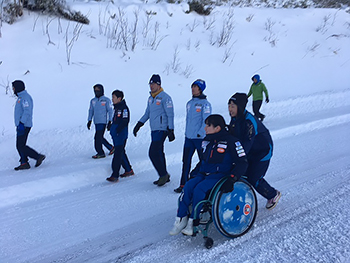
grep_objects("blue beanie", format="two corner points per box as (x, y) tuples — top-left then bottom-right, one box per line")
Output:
(149, 74), (161, 85)
(192, 79), (206, 92)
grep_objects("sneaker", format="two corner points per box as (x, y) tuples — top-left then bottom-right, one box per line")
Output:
(92, 154), (106, 159)
(108, 147), (115, 155)
(106, 176), (119, 183)
(169, 217), (188, 235)
(153, 174), (170, 185)
(181, 218), (194, 236)
(120, 170), (134, 178)
(266, 190), (281, 210)
(14, 163), (31, 171)
(157, 174), (170, 187)
(174, 186), (184, 193)
(35, 154), (46, 167)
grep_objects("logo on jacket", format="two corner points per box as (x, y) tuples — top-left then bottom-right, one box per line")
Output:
(156, 98), (162, 105)
(195, 105), (201, 112)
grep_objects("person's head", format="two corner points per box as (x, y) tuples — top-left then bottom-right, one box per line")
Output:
(112, 90), (124, 104)
(191, 79), (206, 96)
(149, 74), (161, 93)
(228, 93), (248, 118)
(204, 114), (226, 134)
(251, 74), (260, 84)
(12, 80), (25, 96)
(93, 84), (104, 98)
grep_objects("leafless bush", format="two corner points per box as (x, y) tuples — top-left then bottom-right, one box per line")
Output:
(216, 9), (235, 47)
(203, 15), (215, 31)
(146, 21), (168, 50)
(0, 76), (10, 95)
(316, 14), (331, 34)
(182, 64), (195, 78)
(187, 18), (199, 32)
(264, 17), (278, 47)
(246, 14), (254, 22)
(302, 42), (320, 58)
(65, 22), (84, 65)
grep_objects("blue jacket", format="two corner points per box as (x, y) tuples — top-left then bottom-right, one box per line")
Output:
(110, 99), (129, 141)
(229, 111), (273, 162)
(14, 90), (33, 127)
(139, 89), (174, 131)
(88, 95), (113, 124)
(185, 94), (212, 139)
(198, 129), (248, 180)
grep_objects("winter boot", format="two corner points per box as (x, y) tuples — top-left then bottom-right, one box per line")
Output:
(174, 186), (184, 193)
(157, 173), (170, 186)
(106, 176), (119, 183)
(120, 170), (135, 178)
(35, 154), (46, 167)
(108, 147), (115, 155)
(181, 218), (194, 236)
(14, 162), (31, 171)
(169, 217), (188, 235)
(266, 190), (281, 210)
(92, 154), (106, 159)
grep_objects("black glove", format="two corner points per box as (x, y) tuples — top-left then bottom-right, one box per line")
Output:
(87, 120), (92, 130)
(167, 127), (175, 142)
(133, 122), (144, 137)
(221, 175), (239, 193)
(18, 122), (25, 131)
(107, 121), (112, 131)
(197, 134), (201, 138)
(266, 97), (269, 103)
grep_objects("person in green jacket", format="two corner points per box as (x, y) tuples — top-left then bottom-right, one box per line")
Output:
(247, 74), (269, 121)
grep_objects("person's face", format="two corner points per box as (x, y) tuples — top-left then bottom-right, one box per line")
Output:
(228, 102), (238, 118)
(205, 123), (221, 135)
(253, 78), (258, 84)
(150, 83), (161, 93)
(191, 85), (201, 96)
(112, 94), (121, 104)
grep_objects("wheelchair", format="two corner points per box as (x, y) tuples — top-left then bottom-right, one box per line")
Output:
(192, 177), (258, 249)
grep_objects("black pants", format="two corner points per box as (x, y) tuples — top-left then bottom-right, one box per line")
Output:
(16, 127), (40, 164)
(252, 100), (265, 120)
(111, 140), (132, 178)
(94, 124), (113, 155)
(149, 131), (168, 177)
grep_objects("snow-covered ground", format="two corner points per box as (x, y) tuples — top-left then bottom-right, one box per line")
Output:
(0, 1), (350, 262)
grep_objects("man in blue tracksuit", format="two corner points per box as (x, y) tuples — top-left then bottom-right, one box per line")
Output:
(169, 114), (248, 236)
(106, 90), (133, 182)
(133, 74), (175, 187)
(87, 84), (114, 159)
(174, 79), (212, 193)
(12, 80), (45, 170)
(228, 92), (281, 210)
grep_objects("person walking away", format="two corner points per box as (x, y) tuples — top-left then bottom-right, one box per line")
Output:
(106, 90), (134, 182)
(133, 74), (175, 187)
(169, 114), (248, 236)
(12, 80), (45, 170)
(228, 92), (281, 210)
(247, 74), (269, 121)
(87, 84), (114, 159)
(174, 79), (212, 193)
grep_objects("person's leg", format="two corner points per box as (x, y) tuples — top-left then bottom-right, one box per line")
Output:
(149, 131), (168, 177)
(16, 127), (40, 163)
(189, 139), (204, 178)
(102, 134), (113, 151)
(94, 124), (106, 156)
(110, 140), (126, 178)
(180, 138), (196, 186)
(253, 100), (264, 120)
(121, 139), (132, 172)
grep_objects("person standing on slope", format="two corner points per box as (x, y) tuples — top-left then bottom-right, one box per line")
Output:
(247, 74), (269, 121)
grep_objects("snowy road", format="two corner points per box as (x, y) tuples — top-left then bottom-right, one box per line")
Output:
(1, 95), (350, 263)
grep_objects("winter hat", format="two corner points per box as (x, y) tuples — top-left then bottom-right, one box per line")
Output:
(228, 93), (248, 111)
(12, 80), (25, 95)
(93, 84), (104, 97)
(251, 74), (260, 83)
(149, 74), (161, 85)
(192, 79), (206, 92)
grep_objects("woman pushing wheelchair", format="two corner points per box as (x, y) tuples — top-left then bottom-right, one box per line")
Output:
(169, 114), (248, 236)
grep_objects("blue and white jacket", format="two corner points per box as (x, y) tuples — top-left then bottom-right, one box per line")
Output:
(185, 94), (211, 139)
(139, 88), (174, 131)
(88, 95), (113, 125)
(14, 90), (33, 127)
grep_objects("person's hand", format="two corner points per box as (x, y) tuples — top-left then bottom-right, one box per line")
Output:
(133, 122), (144, 137)
(266, 97), (269, 103)
(87, 120), (92, 130)
(107, 121), (112, 131)
(18, 122), (25, 131)
(167, 127), (175, 142)
(221, 174), (239, 193)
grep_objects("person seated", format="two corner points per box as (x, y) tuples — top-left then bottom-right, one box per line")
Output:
(169, 114), (248, 236)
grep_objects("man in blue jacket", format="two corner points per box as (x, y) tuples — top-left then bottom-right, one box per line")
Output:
(12, 80), (45, 170)
(87, 84), (114, 159)
(228, 92), (281, 210)
(133, 74), (175, 187)
(174, 79), (212, 193)
(106, 90), (134, 182)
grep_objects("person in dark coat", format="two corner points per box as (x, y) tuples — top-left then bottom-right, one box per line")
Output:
(106, 90), (133, 182)
(12, 80), (45, 170)
(228, 92), (281, 210)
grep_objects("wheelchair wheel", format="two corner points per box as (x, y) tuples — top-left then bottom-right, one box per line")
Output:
(212, 180), (257, 238)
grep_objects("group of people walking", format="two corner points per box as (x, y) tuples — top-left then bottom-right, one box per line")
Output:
(11, 74), (279, 236)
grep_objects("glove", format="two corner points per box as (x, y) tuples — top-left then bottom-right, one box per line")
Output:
(133, 121), (144, 137)
(107, 121), (112, 131)
(221, 175), (239, 193)
(266, 97), (269, 103)
(167, 127), (175, 142)
(18, 122), (25, 131)
(87, 120), (92, 130)
(197, 134), (201, 138)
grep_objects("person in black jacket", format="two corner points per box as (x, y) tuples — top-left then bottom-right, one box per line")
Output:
(169, 114), (248, 236)
(106, 90), (134, 182)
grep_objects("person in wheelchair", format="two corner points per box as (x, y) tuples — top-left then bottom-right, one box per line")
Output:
(228, 93), (281, 210)
(169, 114), (248, 236)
